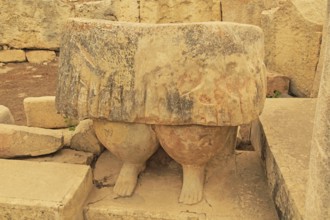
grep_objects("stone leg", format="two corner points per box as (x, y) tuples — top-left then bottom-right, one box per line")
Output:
(93, 120), (159, 197)
(155, 125), (237, 205)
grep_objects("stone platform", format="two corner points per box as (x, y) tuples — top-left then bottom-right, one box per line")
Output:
(251, 98), (317, 219)
(84, 151), (278, 220)
(0, 159), (93, 220)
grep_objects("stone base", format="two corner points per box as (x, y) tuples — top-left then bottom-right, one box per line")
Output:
(0, 159), (93, 220)
(251, 98), (316, 219)
(85, 151), (278, 220)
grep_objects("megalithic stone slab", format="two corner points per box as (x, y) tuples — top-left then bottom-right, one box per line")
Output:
(0, 124), (63, 158)
(0, 159), (93, 220)
(56, 18), (266, 126)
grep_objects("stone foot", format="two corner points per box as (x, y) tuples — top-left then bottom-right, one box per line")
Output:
(113, 163), (146, 197)
(179, 165), (205, 205)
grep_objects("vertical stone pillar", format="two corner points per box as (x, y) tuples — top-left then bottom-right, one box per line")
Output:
(305, 1), (330, 219)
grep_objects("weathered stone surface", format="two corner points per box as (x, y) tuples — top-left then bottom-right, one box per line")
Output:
(93, 120), (159, 197)
(93, 150), (122, 188)
(140, 0), (213, 23)
(251, 98), (317, 219)
(85, 151), (279, 219)
(305, 4), (330, 217)
(213, 0), (270, 26)
(0, 49), (26, 63)
(26, 50), (56, 64)
(0, 105), (15, 124)
(23, 148), (95, 165)
(0, 0), (115, 49)
(267, 72), (290, 97)
(261, 0), (324, 97)
(0, 124), (63, 158)
(0, 159), (92, 220)
(70, 119), (103, 154)
(111, 0), (139, 22)
(56, 19), (266, 126)
(24, 96), (78, 128)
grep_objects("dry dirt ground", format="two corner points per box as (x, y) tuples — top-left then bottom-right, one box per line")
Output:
(0, 59), (59, 125)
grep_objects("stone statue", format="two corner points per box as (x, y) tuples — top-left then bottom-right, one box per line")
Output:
(56, 18), (266, 204)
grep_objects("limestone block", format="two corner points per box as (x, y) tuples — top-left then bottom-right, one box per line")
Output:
(110, 0), (139, 22)
(267, 72), (290, 97)
(23, 148), (95, 165)
(0, 159), (92, 220)
(261, 0), (323, 97)
(140, 0), (214, 23)
(24, 96), (78, 128)
(70, 119), (103, 154)
(0, 105), (15, 124)
(74, 0), (116, 20)
(0, 0), (115, 49)
(0, 124), (63, 158)
(26, 50), (56, 64)
(212, 0), (280, 25)
(93, 150), (122, 188)
(56, 19), (266, 126)
(0, 49), (26, 63)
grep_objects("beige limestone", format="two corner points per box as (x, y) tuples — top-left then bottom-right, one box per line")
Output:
(0, 0), (115, 49)
(267, 72), (290, 97)
(93, 120), (159, 197)
(111, 0), (139, 22)
(0, 49), (26, 63)
(56, 19), (266, 126)
(305, 2), (330, 218)
(155, 125), (237, 204)
(261, 0), (323, 97)
(85, 151), (278, 219)
(251, 98), (317, 219)
(93, 150), (122, 188)
(70, 119), (103, 154)
(24, 96), (78, 129)
(0, 159), (92, 219)
(0, 124), (63, 158)
(0, 105), (15, 124)
(23, 148), (95, 165)
(25, 50), (56, 64)
(140, 0), (213, 23)
(212, 0), (280, 25)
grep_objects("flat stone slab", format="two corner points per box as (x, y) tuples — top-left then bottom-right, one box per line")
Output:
(0, 159), (93, 219)
(84, 151), (278, 220)
(56, 18), (266, 126)
(22, 148), (95, 165)
(251, 98), (316, 219)
(0, 124), (63, 158)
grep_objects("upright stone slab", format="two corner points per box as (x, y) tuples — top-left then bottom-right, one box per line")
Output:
(0, 159), (93, 220)
(56, 18), (266, 126)
(24, 96), (78, 129)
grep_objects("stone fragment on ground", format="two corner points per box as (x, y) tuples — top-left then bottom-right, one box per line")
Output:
(25, 50), (56, 64)
(0, 105), (15, 124)
(251, 98), (317, 219)
(0, 124), (63, 158)
(85, 151), (279, 219)
(0, 49), (26, 63)
(0, 159), (93, 219)
(57, 18), (266, 126)
(267, 72), (290, 97)
(93, 150), (122, 188)
(24, 96), (78, 129)
(22, 148), (95, 165)
(70, 119), (104, 154)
